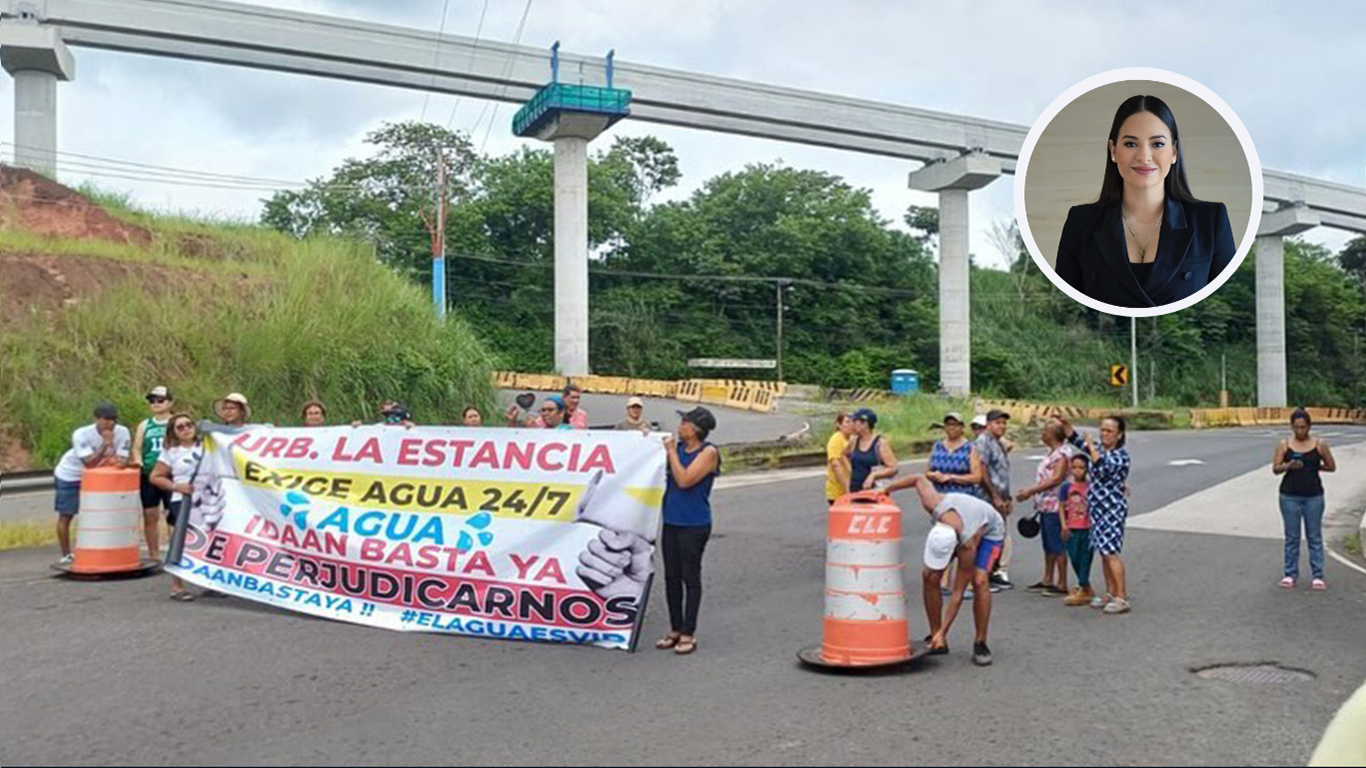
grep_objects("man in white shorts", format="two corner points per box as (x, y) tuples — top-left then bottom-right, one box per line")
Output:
(886, 474), (1005, 667)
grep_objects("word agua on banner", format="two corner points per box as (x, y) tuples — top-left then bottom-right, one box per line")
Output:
(167, 426), (666, 651)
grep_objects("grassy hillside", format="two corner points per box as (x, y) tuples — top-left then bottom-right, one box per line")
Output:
(0, 174), (498, 470)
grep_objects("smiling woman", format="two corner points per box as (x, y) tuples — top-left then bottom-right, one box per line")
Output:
(1053, 94), (1237, 309)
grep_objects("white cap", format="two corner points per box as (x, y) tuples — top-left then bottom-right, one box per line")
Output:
(923, 523), (958, 571)
(971, 414), (988, 428)
(627, 396), (644, 408)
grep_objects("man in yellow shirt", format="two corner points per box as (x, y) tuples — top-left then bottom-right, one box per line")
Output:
(825, 411), (855, 504)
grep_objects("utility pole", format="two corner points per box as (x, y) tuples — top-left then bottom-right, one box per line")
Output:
(1130, 316), (1139, 410)
(433, 153), (448, 318)
(775, 279), (787, 382)
(1220, 352), (1229, 408)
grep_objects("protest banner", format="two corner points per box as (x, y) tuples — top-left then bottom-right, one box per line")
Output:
(166, 425), (666, 651)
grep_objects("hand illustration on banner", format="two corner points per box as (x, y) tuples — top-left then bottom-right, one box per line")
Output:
(574, 469), (658, 601)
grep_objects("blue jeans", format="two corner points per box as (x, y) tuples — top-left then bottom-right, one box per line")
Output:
(1279, 494), (1325, 580)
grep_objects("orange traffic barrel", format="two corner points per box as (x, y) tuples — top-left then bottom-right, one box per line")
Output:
(799, 491), (912, 670)
(53, 467), (160, 579)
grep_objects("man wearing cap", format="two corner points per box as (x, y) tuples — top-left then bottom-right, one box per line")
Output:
(976, 408), (1016, 588)
(132, 386), (174, 560)
(885, 474), (1005, 667)
(615, 397), (651, 433)
(52, 403), (132, 564)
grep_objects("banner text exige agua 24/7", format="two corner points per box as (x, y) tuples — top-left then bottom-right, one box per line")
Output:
(166, 426), (666, 650)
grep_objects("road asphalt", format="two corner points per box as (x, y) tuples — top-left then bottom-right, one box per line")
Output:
(3, 425), (1366, 765)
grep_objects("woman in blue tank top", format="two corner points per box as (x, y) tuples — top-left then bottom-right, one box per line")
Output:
(927, 411), (984, 498)
(846, 408), (898, 491)
(657, 406), (721, 656)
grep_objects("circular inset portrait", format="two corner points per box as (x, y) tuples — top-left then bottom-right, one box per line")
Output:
(1015, 68), (1263, 316)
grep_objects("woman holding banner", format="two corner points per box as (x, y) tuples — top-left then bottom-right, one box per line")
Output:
(657, 407), (720, 656)
(151, 414), (203, 602)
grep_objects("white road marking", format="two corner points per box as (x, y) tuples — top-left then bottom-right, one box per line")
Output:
(1167, 459), (1206, 466)
(1132, 442), (1366, 543)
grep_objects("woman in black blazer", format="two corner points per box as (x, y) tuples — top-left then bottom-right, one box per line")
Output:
(1055, 95), (1236, 309)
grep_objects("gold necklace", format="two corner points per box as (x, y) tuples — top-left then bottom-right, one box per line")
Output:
(1122, 210), (1162, 263)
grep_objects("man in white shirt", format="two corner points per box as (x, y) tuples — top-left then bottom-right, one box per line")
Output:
(52, 403), (131, 563)
(886, 474), (1005, 667)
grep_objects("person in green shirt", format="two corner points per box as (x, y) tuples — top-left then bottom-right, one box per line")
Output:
(131, 386), (174, 560)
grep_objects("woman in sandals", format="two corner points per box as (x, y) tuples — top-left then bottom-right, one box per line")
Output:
(151, 413), (204, 601)
(656, 407), (720, 656)
(1273, 408), (1336, 591)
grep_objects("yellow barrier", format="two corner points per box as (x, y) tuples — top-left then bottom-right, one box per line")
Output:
(725, 386), (758, 410)
(677, 380), (703, 403)
(750, 389), (775, 413)
(494, 372), (788, 408)
(701, 383), (731, 406)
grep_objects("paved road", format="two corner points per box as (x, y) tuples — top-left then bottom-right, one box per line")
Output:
(3, 426), (1366, 765)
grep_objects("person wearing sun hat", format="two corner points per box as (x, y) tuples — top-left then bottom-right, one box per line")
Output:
(212, 392), (251, 427)
(616, 396), (651, 433)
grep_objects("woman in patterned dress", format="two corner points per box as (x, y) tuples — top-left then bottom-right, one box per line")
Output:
(1061, 415), (1133, 614)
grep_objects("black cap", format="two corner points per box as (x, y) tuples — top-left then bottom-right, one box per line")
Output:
(987, 408), (1010, 422)
(93, 402), (119, 420)
(677, 406), (717, 433)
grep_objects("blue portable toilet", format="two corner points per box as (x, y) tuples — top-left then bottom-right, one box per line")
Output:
(891, 369), (920, 396)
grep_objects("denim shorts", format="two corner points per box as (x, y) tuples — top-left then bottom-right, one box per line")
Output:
(1040, 512), (1065, 555)
(54, 479), (81, 516)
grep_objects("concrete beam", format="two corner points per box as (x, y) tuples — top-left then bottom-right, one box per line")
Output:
(908, 153), (1003, 192)
(0, 23), (74, 78)
(1257, 204), (1320, 237)
(532, 113), (614, 143)
(3, 0), (1363, 231)
(0, 23), (73, 176)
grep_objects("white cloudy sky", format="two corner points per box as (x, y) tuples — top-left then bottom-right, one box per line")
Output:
(2, 0), (1364, 266)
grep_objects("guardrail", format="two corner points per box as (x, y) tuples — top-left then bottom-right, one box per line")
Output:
(491, 372), (782, 413)
(1, 469), (55, 495)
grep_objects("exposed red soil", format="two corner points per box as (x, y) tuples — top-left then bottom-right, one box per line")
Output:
(0, 164), (153, 246)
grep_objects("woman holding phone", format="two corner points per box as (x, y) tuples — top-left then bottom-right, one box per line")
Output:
(1273, 409), (1336, 590)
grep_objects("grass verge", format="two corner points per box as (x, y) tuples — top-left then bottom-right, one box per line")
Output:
(2, 220), (499, 468)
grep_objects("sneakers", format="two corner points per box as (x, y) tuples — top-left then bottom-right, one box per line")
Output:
(1103, 597), (1132, 614)
(972, 642), (993, 667)
(58, 553), (75, 565)
(1089, 594), (1109, 609)
(1064, 588), (1094, 606)
(989, 571), (1014, 590)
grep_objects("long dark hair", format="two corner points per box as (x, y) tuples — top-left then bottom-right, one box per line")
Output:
(1096, 95), (1200, 207)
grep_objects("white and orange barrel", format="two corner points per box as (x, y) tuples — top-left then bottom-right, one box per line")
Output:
(819, 491), (910, 666)
(71, 467), (144, 574)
